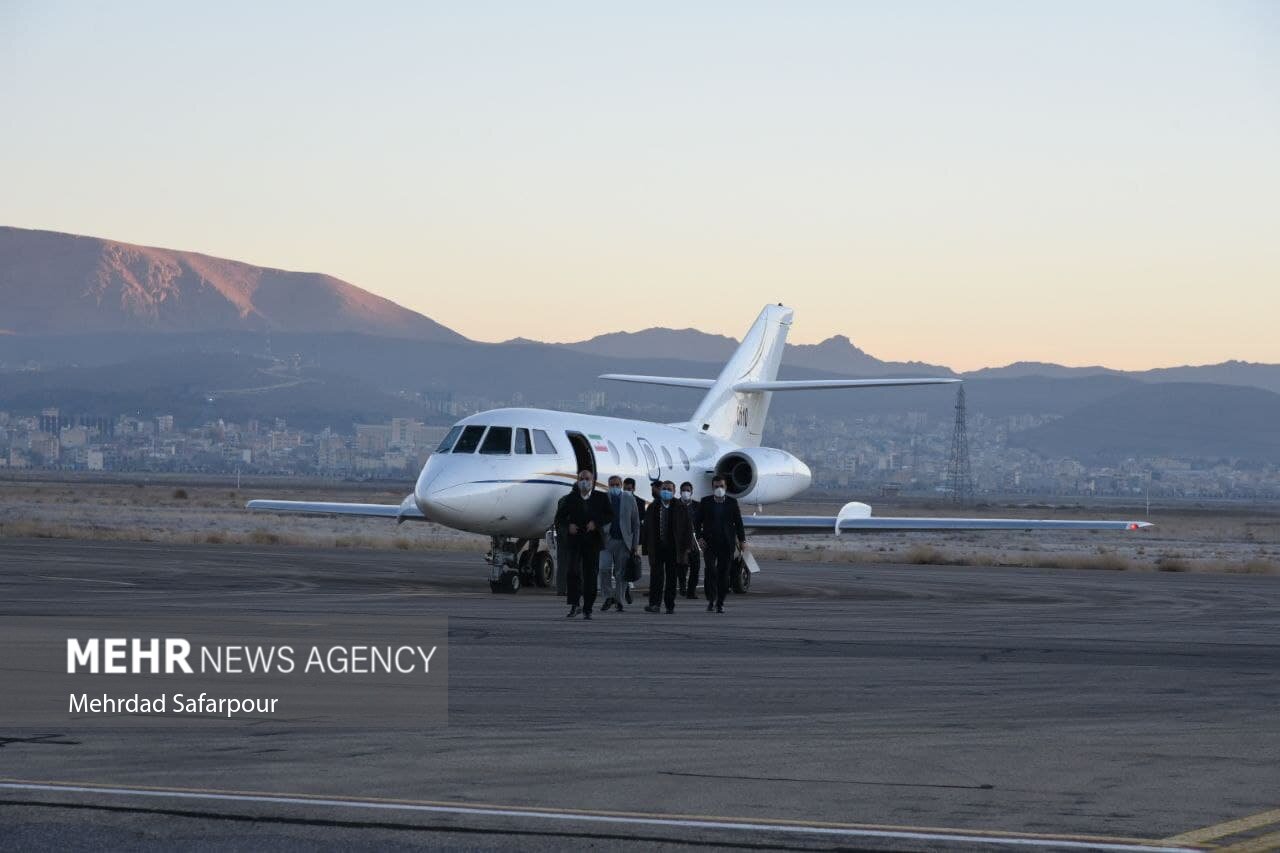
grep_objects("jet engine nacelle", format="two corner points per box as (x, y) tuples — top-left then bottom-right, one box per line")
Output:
(714, 447), (812, 505)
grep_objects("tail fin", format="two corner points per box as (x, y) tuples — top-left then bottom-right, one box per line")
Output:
(688, 304), (793, 446)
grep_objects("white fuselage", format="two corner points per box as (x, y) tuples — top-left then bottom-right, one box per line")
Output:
(414, 407), (810, 538)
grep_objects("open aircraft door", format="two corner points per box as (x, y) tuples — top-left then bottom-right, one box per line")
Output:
(564, 431), (598, 479)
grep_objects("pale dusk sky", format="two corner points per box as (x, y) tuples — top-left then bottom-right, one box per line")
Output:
(2, 1), (1277, 370)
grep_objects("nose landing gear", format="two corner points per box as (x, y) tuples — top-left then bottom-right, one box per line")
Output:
(487, 536), (554, 593)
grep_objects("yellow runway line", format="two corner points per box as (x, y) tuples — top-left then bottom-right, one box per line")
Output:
(1166, 809), (1280, 845)
(1217, 830), (1280, 853)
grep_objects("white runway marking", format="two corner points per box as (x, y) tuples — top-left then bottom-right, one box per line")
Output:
(0, 781), (1197, 851)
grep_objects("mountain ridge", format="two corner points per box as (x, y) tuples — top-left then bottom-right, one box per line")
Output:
(3, 226), (1277, 391)
(0, 226), (464, 341)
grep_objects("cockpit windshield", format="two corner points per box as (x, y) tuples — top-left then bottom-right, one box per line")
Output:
(436, 424), (557, 456)
(480, 426), (512, 454)
(451, 425), (486, 454)
(436, 426), (462, 453)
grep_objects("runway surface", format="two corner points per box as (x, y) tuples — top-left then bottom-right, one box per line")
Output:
(0, 538), (1277, 851)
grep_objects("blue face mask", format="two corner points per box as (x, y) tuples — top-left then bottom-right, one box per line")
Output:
(609, 486), (622, 496)
(659, 489), (673, 502)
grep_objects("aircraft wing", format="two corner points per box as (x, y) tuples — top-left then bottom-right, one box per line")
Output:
(246, 494), (427, 523)
(601, 375), (958, 392)
(733, 378), (958, 392)
(743, 502), (1150, 535)
(599, 374), (716, 389)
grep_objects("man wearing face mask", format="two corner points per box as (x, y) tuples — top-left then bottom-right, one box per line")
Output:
(697, 475), (747, 614)
(598, 475), (640, 613)
(623, 478), (645, 603)
(553, 469), (613, 619)
(643, 479), (693, 614)
(676, 481), (702, 599)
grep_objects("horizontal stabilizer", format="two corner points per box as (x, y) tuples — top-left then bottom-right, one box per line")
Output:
(247, 496), (426, 523)
(599, 374), (716, 389)
(733, 377), (959, 392)
(744, 514), (1151, 534)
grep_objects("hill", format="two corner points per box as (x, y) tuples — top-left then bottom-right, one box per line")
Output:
(0, 226), (464, 340)
(561, 328), (953, 377)
(1009, 383), (1280, 463)
(969, 359), (1280, 395)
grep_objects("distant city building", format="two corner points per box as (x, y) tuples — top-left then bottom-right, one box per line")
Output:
(59, 426), (89, 449)
(40, 407), (61, 435)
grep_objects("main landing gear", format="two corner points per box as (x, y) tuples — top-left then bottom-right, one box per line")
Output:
(487, 536), (554, 594)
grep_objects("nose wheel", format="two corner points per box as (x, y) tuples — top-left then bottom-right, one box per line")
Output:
(490, 570), (521, 594)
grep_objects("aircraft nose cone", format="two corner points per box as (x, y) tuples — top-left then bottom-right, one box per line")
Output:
(416, 479), (508, 531)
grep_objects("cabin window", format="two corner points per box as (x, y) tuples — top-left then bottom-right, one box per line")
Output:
(515, 428), (533, 455)
(452, 425), (486, 454)
(661, 446), (674, 469)
(607, 440), (620, 464)
(626, 443), (639, 466)
(436, 425), (462, 453)
(678, 447), (690, 470)
(533, 429), (558, 454)
(641, 442), (658, 472)
(480, 426), (512, 454)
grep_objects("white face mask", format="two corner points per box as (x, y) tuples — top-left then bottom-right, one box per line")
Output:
(681, 490), (692, 501)
(578, 479), (593, 492)
(713, 487), (726, 499)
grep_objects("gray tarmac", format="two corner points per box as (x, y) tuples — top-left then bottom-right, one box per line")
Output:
(0, 538), (1278, 851)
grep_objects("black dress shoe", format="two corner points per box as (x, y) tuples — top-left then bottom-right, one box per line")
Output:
(706, 602), (714, 612)
(602, 597), (614, 610)
(583, 611), (592, 620)
(615, 601), (624, 612)
(643, 605), (660, 613)
(716, 605), (724, 613)
(566, 605), (579, 618)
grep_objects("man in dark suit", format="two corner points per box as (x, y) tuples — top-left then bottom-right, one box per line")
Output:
(677, 481), (703, 599)
(553, 491), (571, 597)
(554, 469), (613, 619)
(622, 477), (646, 604)
(697, 475), (747, 613)
(643, 479), (694, 614)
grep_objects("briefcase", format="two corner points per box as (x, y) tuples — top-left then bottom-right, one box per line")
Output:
(625, 553), (643, 583)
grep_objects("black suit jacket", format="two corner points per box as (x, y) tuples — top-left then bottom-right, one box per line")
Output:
(696, 496), (745, 546)
(555, 488), (614, 550)
(643, 499), (695, 558)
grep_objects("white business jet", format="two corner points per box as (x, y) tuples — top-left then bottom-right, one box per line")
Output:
(249, 304), (1149, 592)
